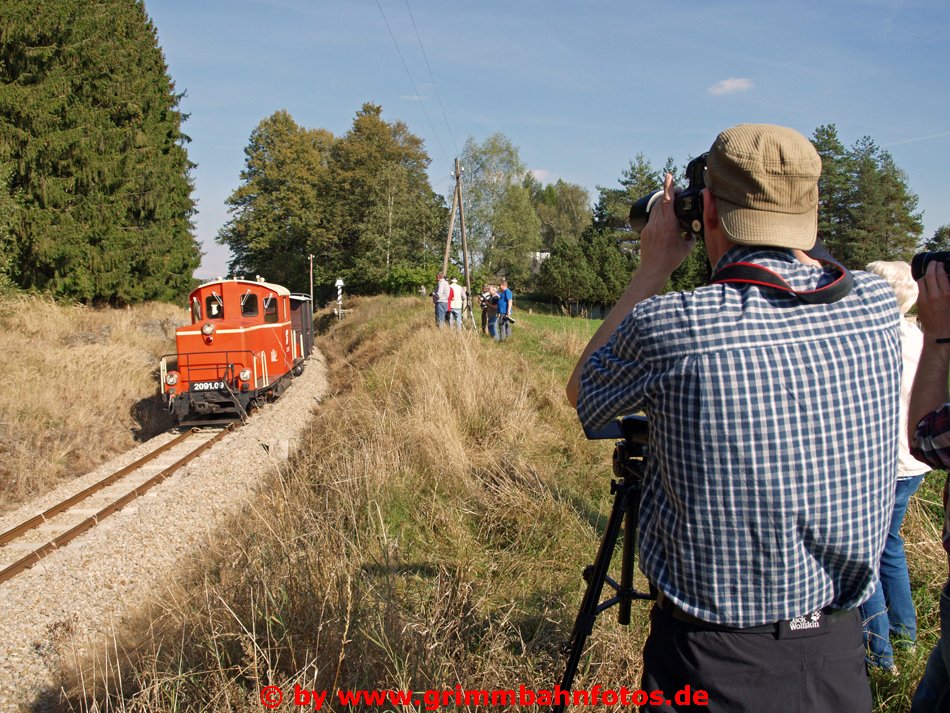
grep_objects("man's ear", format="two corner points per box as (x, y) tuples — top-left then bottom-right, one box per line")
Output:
(703, 188), (718, 233)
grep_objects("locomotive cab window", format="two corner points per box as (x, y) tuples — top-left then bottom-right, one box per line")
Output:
(263, 295), (278, 324)
(206, 293), (225, 320)
(241, 291), (259, 318)
(191, 296), (202, 322)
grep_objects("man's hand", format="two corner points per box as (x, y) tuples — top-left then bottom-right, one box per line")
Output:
(638, 173), (696, 282)
(566, 173), (696, 408)
(917, 260), (950, 341)
(908, 260), (950, 437)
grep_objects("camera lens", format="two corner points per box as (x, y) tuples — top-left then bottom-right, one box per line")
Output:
(629, 189), (664, 233)
(911, 251), (950, 281)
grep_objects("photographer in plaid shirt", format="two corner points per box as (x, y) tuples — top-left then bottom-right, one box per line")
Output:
(907, 259), (950, 712)
(567, 125), (902, 713)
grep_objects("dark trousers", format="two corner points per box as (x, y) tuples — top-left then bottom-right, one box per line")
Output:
(641, 604), (871, 713)
(912, 580), (950, 711)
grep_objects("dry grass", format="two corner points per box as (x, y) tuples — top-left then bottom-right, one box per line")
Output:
(0, 294), (185, 510)
(868, 471), (949, 711)
(56, 297), (640, 711)
(48, 295), (950, 713)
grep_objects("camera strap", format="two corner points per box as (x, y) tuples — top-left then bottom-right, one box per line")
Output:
(710, 260), (853, 304)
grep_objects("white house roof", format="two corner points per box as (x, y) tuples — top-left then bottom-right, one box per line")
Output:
(195, 278), (291, 297)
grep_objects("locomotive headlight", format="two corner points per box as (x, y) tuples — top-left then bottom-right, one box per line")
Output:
(201, 323), (215, 336)
(238, 369), (251, 382)
(165, 371), (180, 386)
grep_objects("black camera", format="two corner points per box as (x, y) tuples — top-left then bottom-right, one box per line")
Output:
(629, 153), (707, 239)
(911, 251), (950, 281)
(583, 414), (649, 443)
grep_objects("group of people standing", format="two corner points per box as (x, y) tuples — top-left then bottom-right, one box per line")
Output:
(477, 280), (513, 341)
(431, 271), (513, 341)
(431, 272), (467, 330)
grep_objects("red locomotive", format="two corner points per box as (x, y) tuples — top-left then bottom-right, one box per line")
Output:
(159, 278), (313, 426)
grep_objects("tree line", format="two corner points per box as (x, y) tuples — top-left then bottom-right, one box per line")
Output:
(221, 111), (945, 309)
(1, 0), (945, 307)
(538, 127), (948, 313)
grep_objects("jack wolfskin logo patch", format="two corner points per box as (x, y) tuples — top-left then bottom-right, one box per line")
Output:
(788, 610), (823, 631)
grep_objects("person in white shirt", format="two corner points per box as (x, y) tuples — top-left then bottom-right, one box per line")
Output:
(448, 277), (464, 330)
(861, 260), (932, 673)
(432, 272), (450, 327)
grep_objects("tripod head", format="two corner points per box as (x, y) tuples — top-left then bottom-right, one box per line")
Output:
(583, 415), (649, 483)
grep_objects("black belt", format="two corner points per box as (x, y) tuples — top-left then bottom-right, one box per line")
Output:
(654, 591), (849, 637)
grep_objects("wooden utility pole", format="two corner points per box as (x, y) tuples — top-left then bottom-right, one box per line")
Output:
(442, 187), (458, 276)
(441, 159), (476, 329)
(309, 254), (314, 303)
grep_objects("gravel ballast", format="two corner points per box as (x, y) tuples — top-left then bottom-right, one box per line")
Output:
(0, 350), (327, 711)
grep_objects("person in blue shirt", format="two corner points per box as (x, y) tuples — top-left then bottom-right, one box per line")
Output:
(496, 279), (513, 341)
(567, 124), (901, 713)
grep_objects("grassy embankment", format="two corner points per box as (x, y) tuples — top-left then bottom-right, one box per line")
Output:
(0, 294), (184, 512)
(58, 294), (946, 712)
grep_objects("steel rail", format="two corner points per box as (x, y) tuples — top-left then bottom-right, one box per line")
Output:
(0, 428), (199, 547)
(0, 424), (235, 586)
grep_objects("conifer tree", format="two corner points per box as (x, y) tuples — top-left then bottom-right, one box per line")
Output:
(810, 127), (922, 267)
(0, 165), (16, 289)
(538, 236), (596, 314)
(582, 230), (634, 314)
(812, 124), (852, 261)
(0, 0), (200, 303)
(593, 153), (661, 244)
(844, 137), (922, 268)
(924, 225), (950, 252)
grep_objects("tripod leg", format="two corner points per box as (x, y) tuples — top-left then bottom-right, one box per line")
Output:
(465, 303), (477, 331)
(618, 483), (642, 626)
(552, 481), (630, 713)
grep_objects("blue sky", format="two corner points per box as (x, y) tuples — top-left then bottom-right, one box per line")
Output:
(145, 0), (950, 281)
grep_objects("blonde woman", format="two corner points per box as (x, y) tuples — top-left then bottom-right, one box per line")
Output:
(862, 260), (931, 673)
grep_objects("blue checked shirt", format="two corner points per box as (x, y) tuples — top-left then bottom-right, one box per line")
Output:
(578, 247), (901, 627)
(911, 404), (950, 576)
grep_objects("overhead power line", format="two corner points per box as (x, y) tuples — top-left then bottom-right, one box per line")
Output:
(376, 0), (449, 166)
(404, 0), (458, 157)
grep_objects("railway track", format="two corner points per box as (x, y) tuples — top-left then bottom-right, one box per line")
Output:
(0, 425), (235, 586)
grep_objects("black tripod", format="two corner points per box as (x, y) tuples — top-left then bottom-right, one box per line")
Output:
(552, 415), (654, 713)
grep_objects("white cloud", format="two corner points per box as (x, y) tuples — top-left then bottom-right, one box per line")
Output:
(709, 77), (754, 96)
(530, 168), (553, 183)
(401, 94), (424, 102)
(886, 130), (950, 147)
